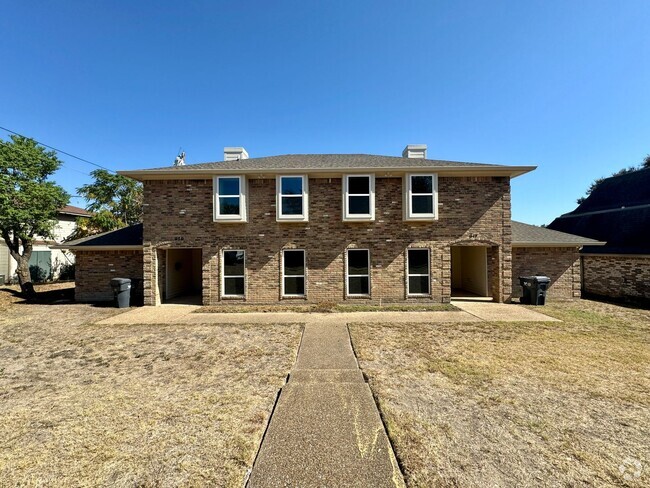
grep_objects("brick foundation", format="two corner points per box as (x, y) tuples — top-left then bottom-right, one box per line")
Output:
(75, 250), (144, 302)
(582, 254), (650, 301)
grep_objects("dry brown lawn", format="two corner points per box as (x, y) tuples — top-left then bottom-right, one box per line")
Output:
(0, 295), (302, 486)
(349, 300), (650, 487)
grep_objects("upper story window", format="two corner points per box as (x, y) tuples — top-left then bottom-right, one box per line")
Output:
(405, 174), (438, 220)
(277, 175), (308, 222)
(343, 175), (375, 221)
(214, 176), (247, 222)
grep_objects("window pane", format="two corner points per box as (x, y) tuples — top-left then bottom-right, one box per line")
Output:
(412, 195), (433, 214)
(284, 250), (305, 276)
(411, 175), (433, 194)
(409, 276), (430, 294)
(282, 196), (303, 215)
(219, 196), (240, 215)
(281, 177), (303, 195)
(349, 276), (369, 295)
(223, 250), (245, 276)
(219, 177), (240, 196)
(224, 277), (245, 296)
(348, 250), (369, 275)
(408, 249), (429, 275)
(284, 276), (305, 295)
(348, 196), (370, 215)
(348, 176), (369, 194)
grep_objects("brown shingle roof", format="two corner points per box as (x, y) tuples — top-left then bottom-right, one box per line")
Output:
(512, 221), (605, 247)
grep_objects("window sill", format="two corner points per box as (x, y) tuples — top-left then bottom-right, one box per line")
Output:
(404, 216), (438, 222)
(221, 295), (246, 300)
(343, 216), (375, 222)
(214, 218), (248, 223)
(276, 218), (309, 223)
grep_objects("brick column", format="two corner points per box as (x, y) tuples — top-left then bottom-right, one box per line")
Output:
(142, 243), (156, 306)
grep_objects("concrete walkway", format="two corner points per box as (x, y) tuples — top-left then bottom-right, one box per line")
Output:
(246, 322), (405, 488)
(97, 302), (558, 326)
(451, 300), (560, 322)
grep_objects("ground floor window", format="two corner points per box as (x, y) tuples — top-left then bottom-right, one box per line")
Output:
(222, 250), (245, 297)
(346, 249), (370, 296)
(282, 249), (306, 296)
(407, 248), (430, 295)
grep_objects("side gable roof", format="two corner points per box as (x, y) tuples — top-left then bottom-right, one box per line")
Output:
(512, 221), (605, 247)
(53, 223), (143, 250)
(59, 205), (92, 217)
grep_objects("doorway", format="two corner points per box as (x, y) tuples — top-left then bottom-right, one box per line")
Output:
(451, 246), (490, 299)
(164, 248), (202, 304)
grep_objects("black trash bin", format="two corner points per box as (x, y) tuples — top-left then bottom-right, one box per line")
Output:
(110, 278), (132, 308)
(519, 276), (551, 305)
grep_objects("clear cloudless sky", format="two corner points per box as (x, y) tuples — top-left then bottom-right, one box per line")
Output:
(1, 0), (649, 224)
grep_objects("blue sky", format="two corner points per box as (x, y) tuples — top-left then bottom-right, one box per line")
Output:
(1, 0), (649, 225)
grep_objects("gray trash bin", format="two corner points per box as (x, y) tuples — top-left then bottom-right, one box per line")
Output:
(110, 278), (132, 308)
(519, 276), (551, 305)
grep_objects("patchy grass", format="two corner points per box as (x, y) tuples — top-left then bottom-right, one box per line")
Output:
(349, 300), (650, 487)
(0, 302), (302, 486)
(197, 303), (458, 313)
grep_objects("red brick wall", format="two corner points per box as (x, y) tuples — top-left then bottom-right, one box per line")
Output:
(142, 176), (513, 305)
(75, 250), (144, 302)
(511, 247), (581, 300)
(582, 255), (650, 300)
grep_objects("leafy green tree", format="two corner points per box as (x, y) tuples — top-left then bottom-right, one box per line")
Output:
(70, 169), (142, 238)
(0, 135), (69, 295)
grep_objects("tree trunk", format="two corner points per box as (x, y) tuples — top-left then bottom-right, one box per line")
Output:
(15, 255), (35, 297)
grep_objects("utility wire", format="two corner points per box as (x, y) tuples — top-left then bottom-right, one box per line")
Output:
(0, 140), (91, 176)
(0, 125), (114, 173)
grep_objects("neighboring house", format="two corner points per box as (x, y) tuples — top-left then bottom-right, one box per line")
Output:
(0, 205), (92, 284)
(59, 145), (601, 305)
(548, 167), (650, 301)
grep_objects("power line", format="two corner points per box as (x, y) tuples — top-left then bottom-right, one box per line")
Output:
(0, 125), (115, 173)
(0, 140), (91, 176)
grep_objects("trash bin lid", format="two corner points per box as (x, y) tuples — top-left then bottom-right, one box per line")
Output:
(531, 276), (551, 283)
(110, 277), (132, 285)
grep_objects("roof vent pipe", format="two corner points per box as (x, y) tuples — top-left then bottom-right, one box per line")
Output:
(224, 147), (249, 161)
(402, 144), (427, 159)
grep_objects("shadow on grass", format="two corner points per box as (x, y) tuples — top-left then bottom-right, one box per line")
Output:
(0, 285), (116, 308)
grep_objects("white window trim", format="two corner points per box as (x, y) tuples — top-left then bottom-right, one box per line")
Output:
(346, 249), (371, 297)
(406, 248), (431, 297)
(213, 176), (247, 222)
(281, 249), (306, 297)
(276, 175), (309, 222)
(405, 173), (438, 221)
(343, 174), (375, 221)
(221, 249), (246, 298)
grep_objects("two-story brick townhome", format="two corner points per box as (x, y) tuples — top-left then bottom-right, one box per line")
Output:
(59, 145), (603, 305)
